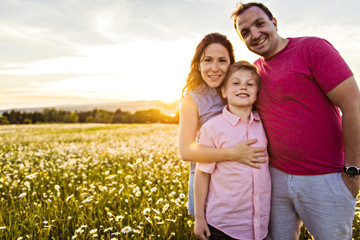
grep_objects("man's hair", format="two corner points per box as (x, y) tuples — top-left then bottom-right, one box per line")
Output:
(231, 2), (274, 31)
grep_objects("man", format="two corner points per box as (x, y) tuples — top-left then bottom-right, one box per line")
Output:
(231, 2), (360, 240)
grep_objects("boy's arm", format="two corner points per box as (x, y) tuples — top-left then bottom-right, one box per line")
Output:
(194, 168), (211, 240)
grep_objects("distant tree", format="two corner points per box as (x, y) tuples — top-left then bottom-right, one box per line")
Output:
(64, 112), (79, 123)
(132, 109), (165, 123)
(0, 116), (9, 125)
(94, 110), (113, 123)
(7, 110), (20, 124)
(85, 115), (95, 123)
(23, 119), (32, 124)
(1, 106), (178, 124)
(112, 109), (131, 123)
(173, 111), (179, 123)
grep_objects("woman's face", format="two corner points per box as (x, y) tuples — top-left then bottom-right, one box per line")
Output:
(198, 43), (231, 88)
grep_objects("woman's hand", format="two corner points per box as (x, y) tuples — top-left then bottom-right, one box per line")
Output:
(231, 139), (267, 168)
(194, 218), (211, 240)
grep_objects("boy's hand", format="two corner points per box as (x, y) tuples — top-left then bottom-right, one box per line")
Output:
(194, 218), (211, 240)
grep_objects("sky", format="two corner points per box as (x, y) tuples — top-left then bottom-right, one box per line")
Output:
(0, 0), (359, 110)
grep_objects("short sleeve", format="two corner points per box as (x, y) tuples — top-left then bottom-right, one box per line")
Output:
(196, 124), (216, 174)
(309, 38), (353, 93)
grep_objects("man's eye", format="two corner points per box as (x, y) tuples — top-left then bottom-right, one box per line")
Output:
(241, 31), (249, 38)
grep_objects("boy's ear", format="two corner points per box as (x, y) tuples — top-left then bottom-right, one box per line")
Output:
(221, 86), (227, 99)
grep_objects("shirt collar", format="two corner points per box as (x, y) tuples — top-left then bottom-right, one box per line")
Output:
(222, 106), (261, 127)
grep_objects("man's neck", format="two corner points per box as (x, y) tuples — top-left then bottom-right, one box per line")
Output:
(265, 36), (289, 59)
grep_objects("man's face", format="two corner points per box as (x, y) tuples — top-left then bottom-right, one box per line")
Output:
(235, 6), (279, 58)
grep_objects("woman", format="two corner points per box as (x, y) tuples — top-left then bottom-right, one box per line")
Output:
(179, 32), (267, 217)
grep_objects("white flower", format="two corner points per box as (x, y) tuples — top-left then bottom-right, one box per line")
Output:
(152, 208), (160, 215)
(24, 181), (30, 188)
(121, 226), (132, 233)
(156, 198), (163, 205)
(19, 193), (26, 199)
(66, 194), (74, 202)
(143, 208), (151, 215)
(162, 204), (169, 213)
(0, 226), (6, 230)
(118, 186), (124, 195)
(82, 197), (93, 204)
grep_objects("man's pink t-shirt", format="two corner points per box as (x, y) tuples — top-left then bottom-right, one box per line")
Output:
(197, 107), (271, 240)
(254, 37), (353, 175)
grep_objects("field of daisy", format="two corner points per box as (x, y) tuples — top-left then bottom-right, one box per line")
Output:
(0, 123), (359, 239)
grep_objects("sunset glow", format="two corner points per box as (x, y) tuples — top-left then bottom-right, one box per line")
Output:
(0, 0), (359, 110)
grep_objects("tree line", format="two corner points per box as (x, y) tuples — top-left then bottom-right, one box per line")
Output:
(0, 108), (179, 125)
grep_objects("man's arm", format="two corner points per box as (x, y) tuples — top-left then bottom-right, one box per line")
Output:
(327, 76), (360, 197)
(194, 168), (211, 240)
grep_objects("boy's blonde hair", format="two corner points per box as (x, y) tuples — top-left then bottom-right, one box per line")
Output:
(221, 60), (261, 88)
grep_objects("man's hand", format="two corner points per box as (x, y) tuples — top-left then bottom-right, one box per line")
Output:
(232, 139), (267, 168)
(342, 172), (360, 198)
(194, 218), (211, 240)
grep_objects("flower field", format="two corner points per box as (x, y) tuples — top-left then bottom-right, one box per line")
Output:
(0, 123), (359, 239)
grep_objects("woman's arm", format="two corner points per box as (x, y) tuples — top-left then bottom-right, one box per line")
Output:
(179, 94), (267, 166)
(194, 168), (211, 240)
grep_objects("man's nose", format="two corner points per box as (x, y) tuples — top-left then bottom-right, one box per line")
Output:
(251, 28), (261, 40)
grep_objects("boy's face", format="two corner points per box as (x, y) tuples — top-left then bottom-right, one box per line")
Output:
(235, 6), (279, 58)
(221, 69), (258, 108)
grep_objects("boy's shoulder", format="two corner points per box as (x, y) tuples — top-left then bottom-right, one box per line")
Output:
(200, 113), (225, 130)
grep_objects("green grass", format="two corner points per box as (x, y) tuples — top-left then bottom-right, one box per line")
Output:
(0, 123), (359, 239)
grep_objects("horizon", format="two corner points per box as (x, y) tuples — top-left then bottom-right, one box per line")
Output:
(1, 0), (359, 110)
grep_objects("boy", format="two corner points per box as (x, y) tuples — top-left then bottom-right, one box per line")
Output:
(194, 61), (270, 240)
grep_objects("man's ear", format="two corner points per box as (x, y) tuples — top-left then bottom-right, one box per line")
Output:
(273, 17), (278, 31)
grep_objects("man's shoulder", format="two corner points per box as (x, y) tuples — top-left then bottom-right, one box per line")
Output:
(291, 36), (321, 42)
